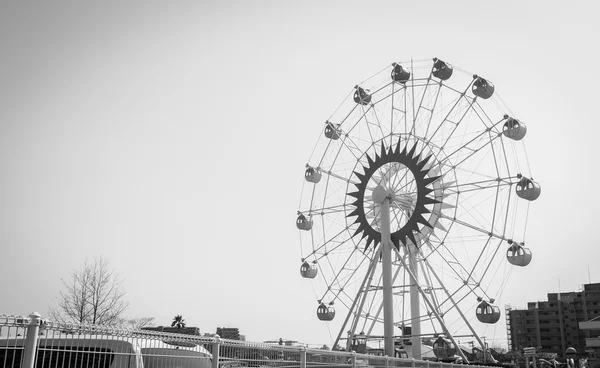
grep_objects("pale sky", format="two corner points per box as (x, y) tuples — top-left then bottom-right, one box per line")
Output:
(1, 0), (599, 349)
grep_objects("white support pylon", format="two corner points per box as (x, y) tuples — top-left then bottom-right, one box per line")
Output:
(372, 185), (395, 358)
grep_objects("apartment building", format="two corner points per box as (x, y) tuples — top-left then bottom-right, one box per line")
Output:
(506, 282), (600, 357)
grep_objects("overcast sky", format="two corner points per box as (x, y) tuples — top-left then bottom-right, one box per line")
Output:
(1, 0), (599, 349)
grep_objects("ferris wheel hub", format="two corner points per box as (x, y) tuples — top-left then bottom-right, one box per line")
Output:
(371, 185), (389, 204)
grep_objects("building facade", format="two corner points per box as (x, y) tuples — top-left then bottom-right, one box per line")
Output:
(507, 283), (600, 357)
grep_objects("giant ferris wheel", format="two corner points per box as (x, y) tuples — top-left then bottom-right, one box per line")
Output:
(296, 58), (540, 361)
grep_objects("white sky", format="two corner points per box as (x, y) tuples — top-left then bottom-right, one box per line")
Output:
(1, 0), (599, 349)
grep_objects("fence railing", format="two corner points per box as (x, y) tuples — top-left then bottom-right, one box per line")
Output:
(1, 313), (495, 368)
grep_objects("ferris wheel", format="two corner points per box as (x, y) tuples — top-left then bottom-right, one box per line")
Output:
(296, 58), (540, 360)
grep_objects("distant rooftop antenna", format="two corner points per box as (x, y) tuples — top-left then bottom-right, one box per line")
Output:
(558, 276), (562, 301)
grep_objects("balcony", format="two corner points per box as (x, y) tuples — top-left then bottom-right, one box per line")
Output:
(580, 320), (600, 330)
(585, 338), (600, 347)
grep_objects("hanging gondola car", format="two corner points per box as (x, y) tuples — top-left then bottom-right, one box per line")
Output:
(305, 167), (322, 183)
(476, 299), (501, 324)
(324, 121), (342, 140)
(507, 243), (532, 267)
(296, 213), (312, 231)
(472, 76), (495, 99)
(350, 332), (367, 354)
(300, 261), (318, 278)
(432, 58), (453, 81)
(317, 303), (335, 321)
(353, 86), (372, 105)
(432, 337), (457, 359)
(516, 176), (541, 201)
(502, 115), (527, 141)
(391, 63), (411, 84)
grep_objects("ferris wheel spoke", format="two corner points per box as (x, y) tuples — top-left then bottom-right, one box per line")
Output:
(310, 227), (353, 258)
(389, 88), (408, 138)
(319, 169), (358, 186)
(453, 182), (505, 236)
(424, 83), (473, 144)
(473, 100), (503, 134)
(408, 72), (419, 137)
(468, 237), (505, 296)
(323, 247), (373, 301)
(421, 242), (475, 296)
(388, 165), (411, 191)
(445, 176), (514, 196)
(337, 135), (366, 163)
(414, 80), (443, 139)
(309, 203), (351, 216)
(438, 119), (505, 169)
(337, 101), (360, 126)
(438, 213), (507, 243)
(438, 99), (480, 152)
(342, 103), (375, 139)
(462, 236), (497, 289)
(390, 202), (410, 223)
(368, 105), (388, 141)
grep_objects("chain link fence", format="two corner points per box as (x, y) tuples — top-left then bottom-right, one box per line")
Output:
(1, 313), (495, 368)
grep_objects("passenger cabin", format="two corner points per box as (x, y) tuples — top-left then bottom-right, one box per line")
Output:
(350, 333), (367, 353)
(296, 213), (312, 231)
(324, 121), (342, 140)
(476, 300), (501, 324)
(432, 58), (453, 81)
(305, 167), (322, 183)
(391, 63), (411, 84)
(317, 303), (335, 321)
(472, 76), (495, 99)
(353, 86), (372, 105)
(502, 116), (527, 141)
(300, 261), (318, 278)
(432, 337), (457, 359)
(516, 176), (541, 201)
(365, 348), (408, 359)
(507, 243), (532, 267)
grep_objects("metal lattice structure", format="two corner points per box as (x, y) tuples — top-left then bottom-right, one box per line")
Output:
(297, 58), (540, 359)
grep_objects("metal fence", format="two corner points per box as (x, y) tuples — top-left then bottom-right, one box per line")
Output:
(1, 313), (495, 368)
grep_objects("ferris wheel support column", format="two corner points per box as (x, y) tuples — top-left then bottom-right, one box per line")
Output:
(408, 243), (422, 360)
(373, 186), (395, 358)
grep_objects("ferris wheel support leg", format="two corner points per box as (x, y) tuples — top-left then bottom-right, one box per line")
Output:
(408, 243), (422, 360)
(333, 248), (381, 351)
(397, 252), (468, 362)
(380, 196), (395, 358)
(418, 244), (493, 363)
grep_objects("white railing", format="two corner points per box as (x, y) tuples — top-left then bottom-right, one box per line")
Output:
(1, 313), (498, 368)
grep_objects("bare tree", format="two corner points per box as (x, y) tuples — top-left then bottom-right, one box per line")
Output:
(119, 317), (155, 330)
(49, 257), (129, 325)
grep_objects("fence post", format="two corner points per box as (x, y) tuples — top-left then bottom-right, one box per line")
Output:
(212, 336), (221, 368)
(351, 351), (356, 368)
(385, 355), (389, 368)
(22, 312), (41, 368)
(411, 358), (415, 368)
(300, 346), (307, 368)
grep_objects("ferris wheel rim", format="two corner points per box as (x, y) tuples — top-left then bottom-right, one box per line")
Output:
(297, 57), (539, 354)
